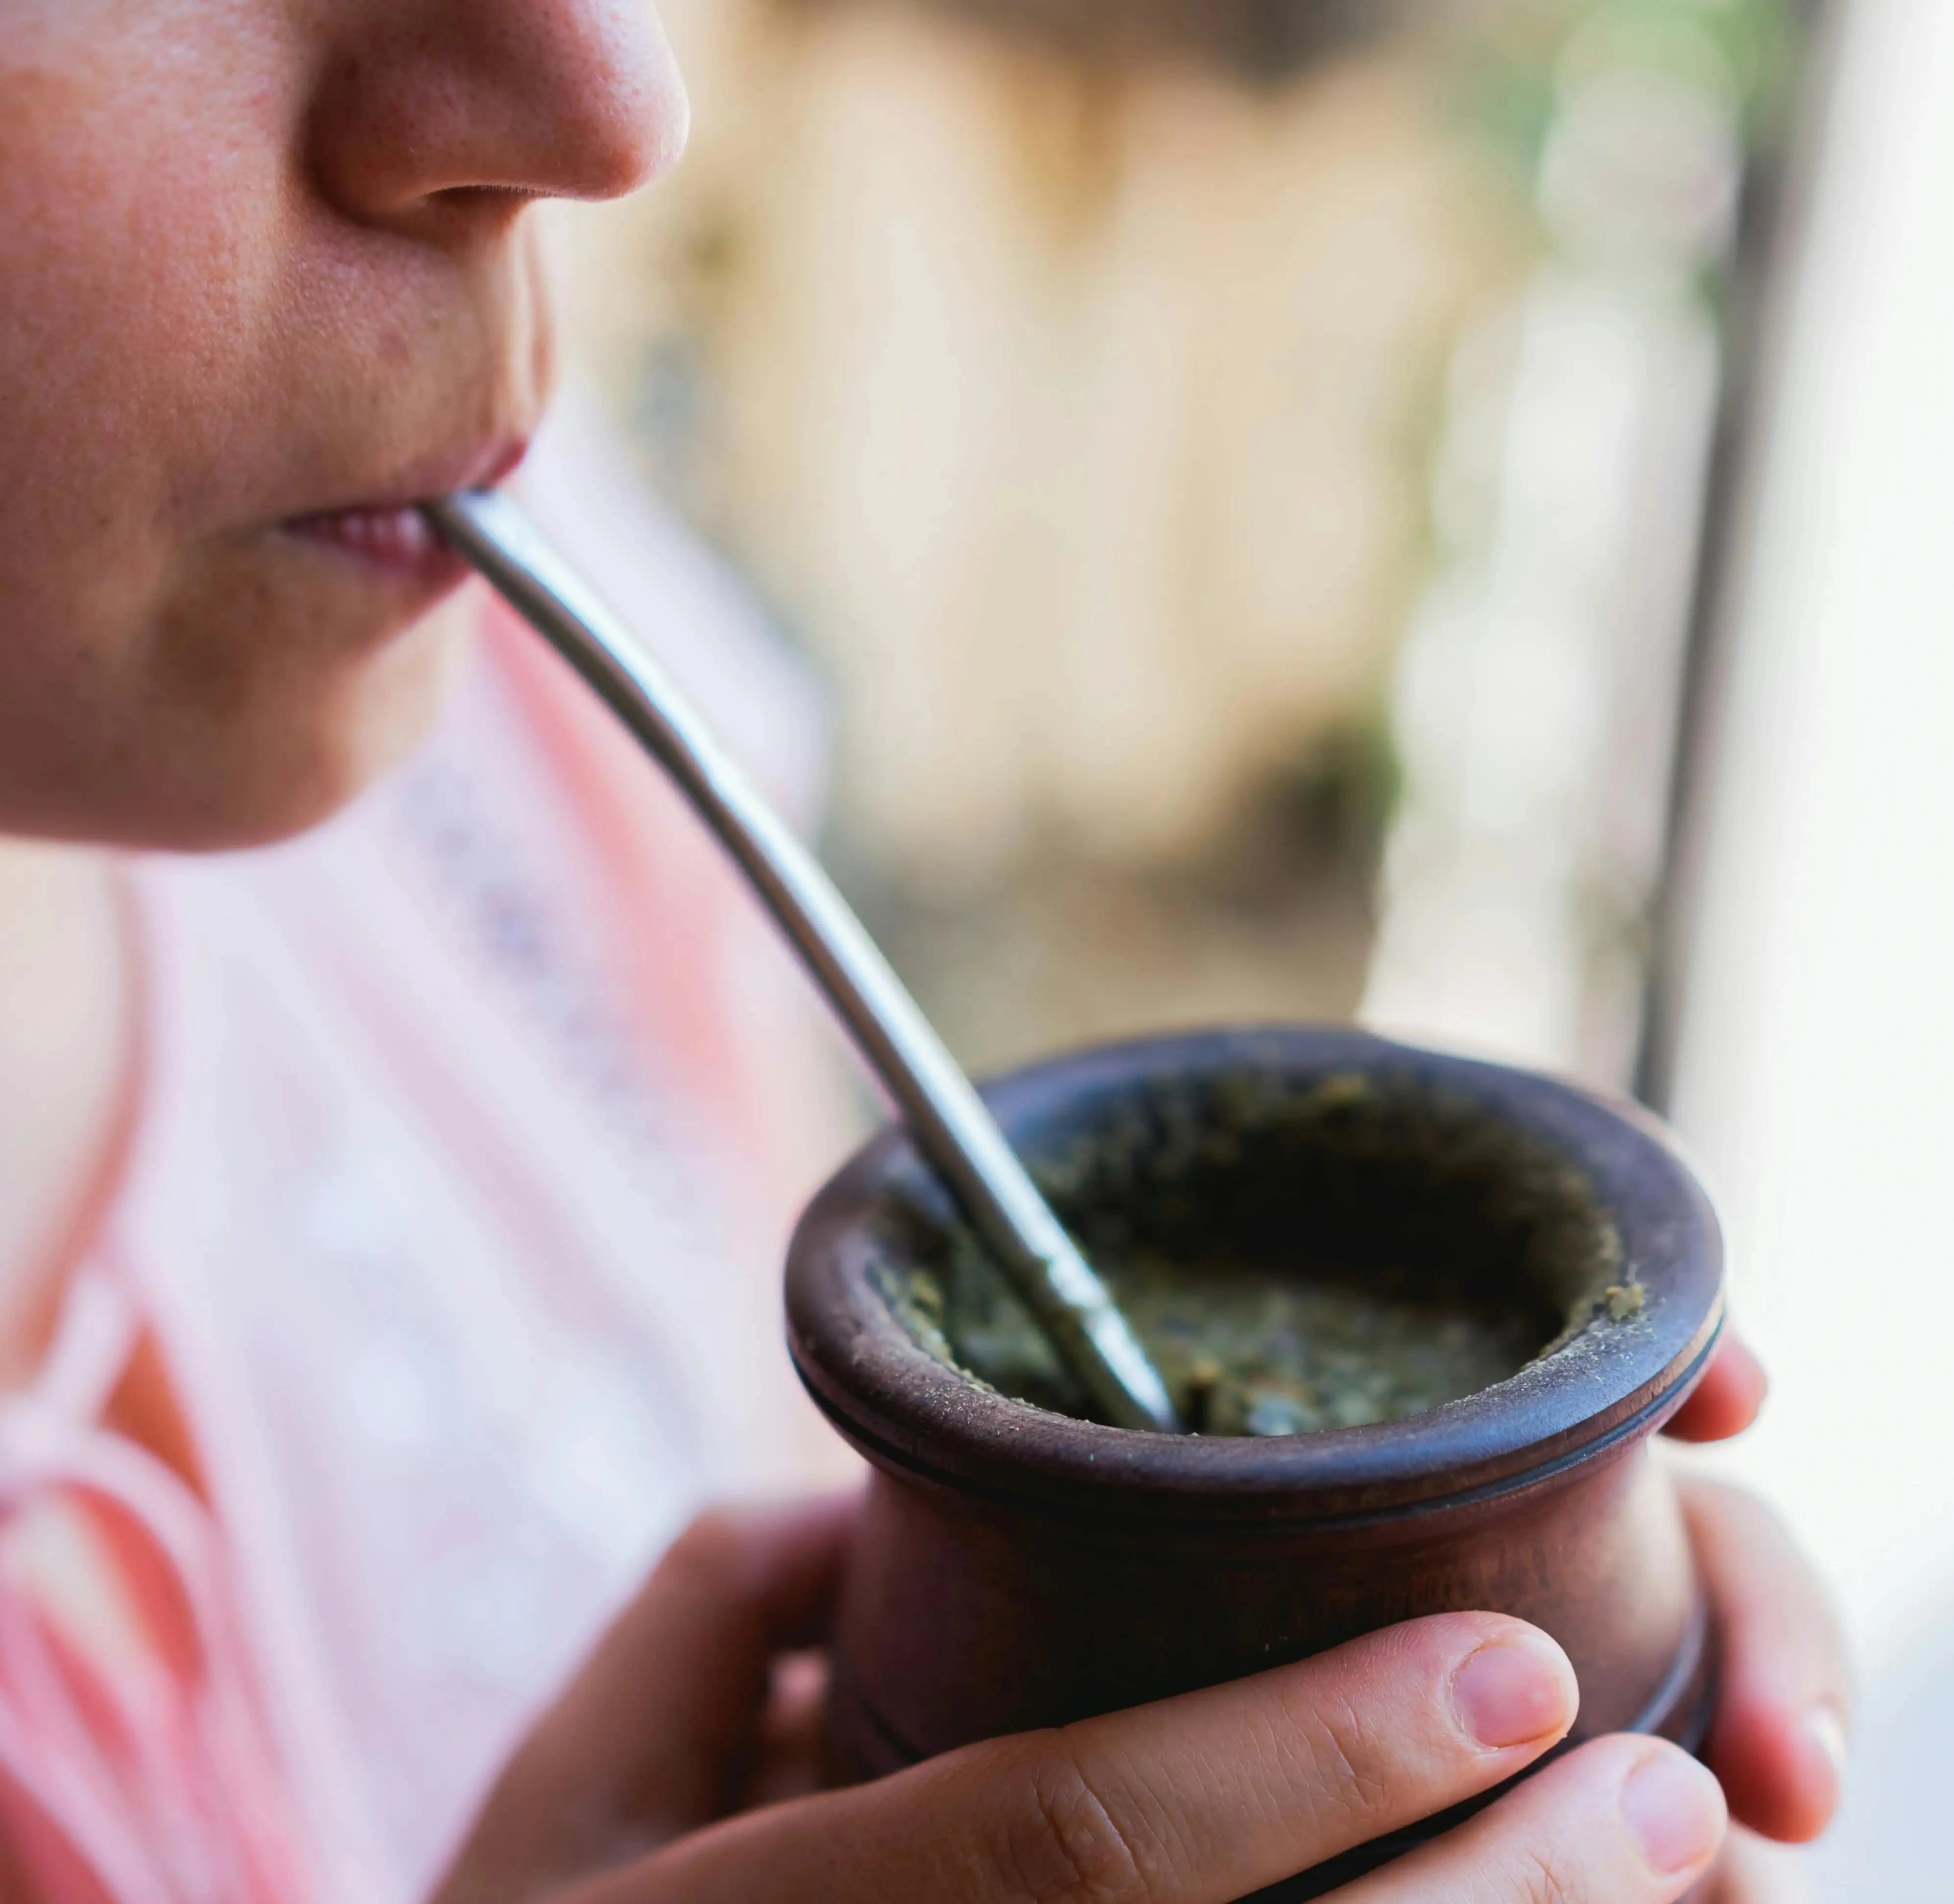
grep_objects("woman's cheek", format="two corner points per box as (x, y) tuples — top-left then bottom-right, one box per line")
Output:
(0, 63), (272, 738)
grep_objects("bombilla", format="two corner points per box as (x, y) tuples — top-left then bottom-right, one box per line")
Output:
(424, 490), (1182, 1434)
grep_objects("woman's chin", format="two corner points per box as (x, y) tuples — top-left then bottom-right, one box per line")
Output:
(202, 600), (476, 850)
(0, 552), (480, 853)
(108, 591), (477, 853)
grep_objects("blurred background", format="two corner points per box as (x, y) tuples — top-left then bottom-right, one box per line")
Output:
(549, 0), (1948, 1889)
(560, 0), (1794, 1082)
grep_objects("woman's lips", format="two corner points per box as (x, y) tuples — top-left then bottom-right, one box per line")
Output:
(284, 503), (472, 589)
(279, 438), (527, 589)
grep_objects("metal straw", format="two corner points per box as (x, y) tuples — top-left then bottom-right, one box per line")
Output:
(424, 490), (1181, 1433)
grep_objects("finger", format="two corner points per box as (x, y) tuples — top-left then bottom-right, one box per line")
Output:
(1665, 1336), (1768, 1444)
(1684, 1827), (1815, 1904)
(555, 1496), (858, 1832)
(738, 1650), (831, 1812)
(439, 1493), (860, 1900)
(611, 1611), (1578, 1904)
(1681, 1478), (1850, 1843)
(1333, 1735), (1726, 1904)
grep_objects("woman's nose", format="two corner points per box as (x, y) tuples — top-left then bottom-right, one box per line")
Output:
(309, 0), (687, 227)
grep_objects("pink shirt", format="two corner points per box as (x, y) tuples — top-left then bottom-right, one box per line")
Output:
(0, 417), (853, 1904)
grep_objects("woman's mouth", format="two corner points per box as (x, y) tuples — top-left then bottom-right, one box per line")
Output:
(284, 504), (472, 589)
(280, 439), (527, 589)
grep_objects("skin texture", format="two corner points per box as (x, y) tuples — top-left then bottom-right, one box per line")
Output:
(0, 6), (1846, 1900)
(0, 0), (683, 851)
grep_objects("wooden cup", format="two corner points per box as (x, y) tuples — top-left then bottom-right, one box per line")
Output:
(786, 1026), (1724, 1898)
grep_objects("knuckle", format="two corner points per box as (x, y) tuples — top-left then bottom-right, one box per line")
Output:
(983, 1744), (1156, 1904)
(1294, 1691), (1393, 1833)
(659, 1509), (748, 1587)
(1507, 1837), (1592, 1904)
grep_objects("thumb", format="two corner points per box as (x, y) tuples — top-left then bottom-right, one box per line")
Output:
(435, 1494), (859, 1902)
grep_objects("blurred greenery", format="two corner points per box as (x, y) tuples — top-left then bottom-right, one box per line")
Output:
(1445, 0), (1798, 187)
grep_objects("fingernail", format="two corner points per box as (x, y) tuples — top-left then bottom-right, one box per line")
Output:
(1621, 1749), (1727, 1875)
(1805, 1706), (1849, 1792)
(1451, 1634), (1573, 1749)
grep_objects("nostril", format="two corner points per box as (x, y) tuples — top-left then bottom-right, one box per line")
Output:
(307, 4), (689, 223)
(431, 184), (546, 218)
